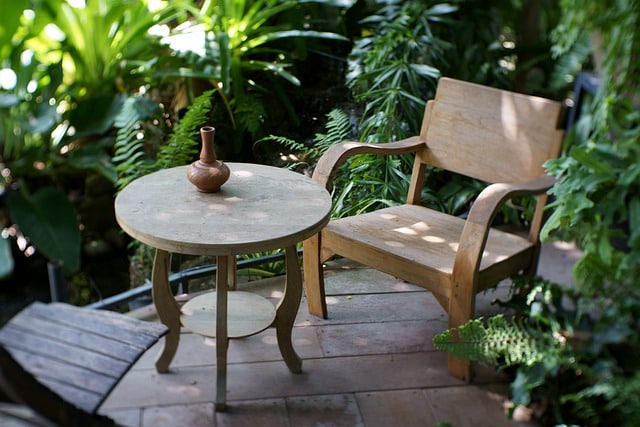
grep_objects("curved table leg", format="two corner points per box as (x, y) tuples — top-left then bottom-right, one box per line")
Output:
(151, 249), (181, 373)
(215, 255), (230, 412)
(274, 245), (303, 373)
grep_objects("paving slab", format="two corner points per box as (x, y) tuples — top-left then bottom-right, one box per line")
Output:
(105, 408), (141, 427)
(225, 352), (463, 401)
(100, 241), (579, 426)
(142, 403), (215, 427)
(307, 291), (446, 324)
(215, 399), (289, 427)
(286, 394), (364, 427)
(423, 386), (538, 427)
(356, 389), (441, 427)
(132, 325), (323, 370)
(316, 319), (447, 357)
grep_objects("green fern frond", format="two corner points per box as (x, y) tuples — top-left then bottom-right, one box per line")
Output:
(433, 315), (567, 367)
(606, 371), (640, 425)
(234, 97), (266, 137)
(155, 89), (215, 170)
(114, 90), (215, 193)
(561, 371), (640, 426)
(314, 109), (354, 152)
(258, 135), (308, 153)
(113, 96), (162, 190)
(255, 109), (354, 168)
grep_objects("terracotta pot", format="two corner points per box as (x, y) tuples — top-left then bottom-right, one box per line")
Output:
(187, 126), (230, 192)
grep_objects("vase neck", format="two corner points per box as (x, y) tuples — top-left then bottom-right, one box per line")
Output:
(200, 127), (217, 163)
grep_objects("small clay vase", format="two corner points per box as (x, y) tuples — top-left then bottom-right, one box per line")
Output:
(187, 126), (230, 192)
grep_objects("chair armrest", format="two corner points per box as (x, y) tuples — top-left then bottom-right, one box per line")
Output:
(452, 174), (557, 284)
(312, 136), (424, 191)
(466, 174), (556, 231)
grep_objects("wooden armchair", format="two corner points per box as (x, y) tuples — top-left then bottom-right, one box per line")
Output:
(302, 77), (565, 382)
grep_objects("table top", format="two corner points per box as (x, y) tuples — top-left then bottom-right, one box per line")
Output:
(114, 163), (332, 255)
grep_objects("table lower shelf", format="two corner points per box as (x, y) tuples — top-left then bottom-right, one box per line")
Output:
(180, 291), (276, 338)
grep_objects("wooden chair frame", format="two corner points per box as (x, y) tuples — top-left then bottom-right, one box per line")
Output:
(302, 77), (565, 381)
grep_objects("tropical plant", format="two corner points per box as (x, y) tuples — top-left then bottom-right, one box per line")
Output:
(5, 187), (81, 274)
(114, 89), (218, 286)
(114, 89), (215, 190)
(435, 275), (640, 426)
(543, 0), (640, 296)
(434, 1), (640, 425)
(289, 0), (544, 220)
(293, 0), (457, 218)
(29, 0), (186, 98)
(161, 0), (351, 155)
(261, 0), (538, 222)
(0, 40), (81, 274)
(0, 0), (188, 280)
(346, 0), (449, 143)
(256, 108), (353, 170)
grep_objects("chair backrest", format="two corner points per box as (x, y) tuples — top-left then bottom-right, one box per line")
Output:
(418, 77), (565, 183)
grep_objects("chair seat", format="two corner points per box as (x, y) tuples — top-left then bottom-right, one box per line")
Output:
(322, 204), (535, 298)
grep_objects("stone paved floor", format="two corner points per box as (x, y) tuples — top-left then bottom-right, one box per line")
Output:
(0, 244), (579, 427)
(97, 241), (580, 427)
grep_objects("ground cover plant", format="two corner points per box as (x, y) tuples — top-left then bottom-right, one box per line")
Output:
(434, 1), (640, 425)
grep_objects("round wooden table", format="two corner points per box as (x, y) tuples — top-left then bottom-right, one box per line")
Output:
(114, 163), (331, 410)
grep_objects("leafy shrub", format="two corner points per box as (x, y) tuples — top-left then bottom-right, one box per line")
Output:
(434, 2), (640, 425)
(435, 276), (640, 426)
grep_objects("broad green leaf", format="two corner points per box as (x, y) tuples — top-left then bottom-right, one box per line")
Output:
(511, 363), (548, 406)
(569, 146), (613, 175)
(218, 32), (232, 93)
(66, 141), (118, 183)
(619, 163), (640, 186)
(6, 187), (81, 274)
(597, 231), (613, 265)
(630, 198), (640, 243)
(299, 0), (357, 7)
(408, 63), (441, 79)
(0, 94), (20, 108)
(69, 94), (126, 137)
(243, 30), (348, 51)
(0, 234), (14, 279)
(426, 4), (458, 15)
(0, 0), (28, 61)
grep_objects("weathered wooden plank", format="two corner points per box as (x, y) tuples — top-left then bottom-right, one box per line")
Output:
(0, 326), (129, 378)
(27, 302), (167, 344)
(7, 315), (145, 362)
(0, 302), (168, 425)
(7, 347), (116, 396)
(423, 77), (564, 184)
(38, 377), (104, 414)
(0, 346), (116, 426)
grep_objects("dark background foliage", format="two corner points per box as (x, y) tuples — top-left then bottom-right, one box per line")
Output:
(2, 1), (638, 423)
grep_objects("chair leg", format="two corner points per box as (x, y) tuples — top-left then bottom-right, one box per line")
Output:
(523, 241), (542, 285)
(302, 234), (328, 318)
(447, 291), (475, 382)
(516, 242), (542, 311)
(448, 353), (472, 383)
